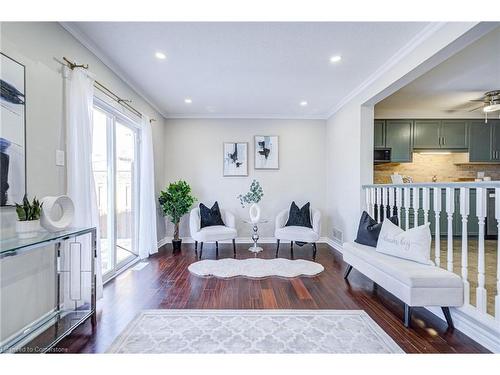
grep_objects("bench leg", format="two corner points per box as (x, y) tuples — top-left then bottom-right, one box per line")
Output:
(199, 242), (203, 259)
(442, 307), (454, 329)
(312, 243), (317, 260)
(343, 265), (353, 280)
(232, 239), (236, 258)
(275, 239), (280, 258)
(215, 241), (219, 259)
(404, 304), (412, 328)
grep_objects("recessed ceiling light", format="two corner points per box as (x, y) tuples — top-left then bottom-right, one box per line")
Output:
(330, 55), (342, 63)
(155, 51), (166, 60)
(300, 101), (308, 107)
(184, 98), (192, 104)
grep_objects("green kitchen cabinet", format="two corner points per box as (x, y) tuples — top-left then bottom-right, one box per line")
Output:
(441, 120), (468, 149)
(385, 120), (412, 162)
(413, 120), (467, 149)
(490, 120), (500, 161)
(469, 120), (493, 162)
(374, 120), (385, 148)
(414, 120), (441, 149)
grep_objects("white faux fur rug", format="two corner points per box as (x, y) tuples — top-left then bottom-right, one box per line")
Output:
(107, 309), (404, 353)
(188, 258), (324, 278)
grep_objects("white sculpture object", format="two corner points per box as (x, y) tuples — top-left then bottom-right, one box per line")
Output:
(41, 195), (75, 232)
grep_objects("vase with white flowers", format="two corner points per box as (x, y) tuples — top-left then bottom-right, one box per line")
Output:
(238, 180), (264, 224)
(15, 195), (43, 239)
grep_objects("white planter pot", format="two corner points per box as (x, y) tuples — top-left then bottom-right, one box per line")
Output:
(16, 219), (41, 239)
(249, 203), (261, 224)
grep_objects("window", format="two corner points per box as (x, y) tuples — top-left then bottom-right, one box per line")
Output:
(91, 100), (140, 280)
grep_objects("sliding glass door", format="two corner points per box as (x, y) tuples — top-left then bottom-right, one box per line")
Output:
(92, 102), (139, 280)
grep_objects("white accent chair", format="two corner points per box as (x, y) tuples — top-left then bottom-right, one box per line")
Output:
(274, 208), (321, 260)
(189, 207), (238, 259)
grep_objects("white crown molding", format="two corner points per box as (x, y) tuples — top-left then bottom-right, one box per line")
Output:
(59, 22), (168, 119)
(164, 113), (327, 120)
(326, 22), (447, 119)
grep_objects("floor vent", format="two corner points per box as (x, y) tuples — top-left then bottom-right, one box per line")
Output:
(332, 227), (343, 244)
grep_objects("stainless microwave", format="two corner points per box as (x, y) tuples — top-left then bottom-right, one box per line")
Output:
(374, 148), (391, 163)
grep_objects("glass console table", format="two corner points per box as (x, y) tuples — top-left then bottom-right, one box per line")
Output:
(0, 227), (97, 353)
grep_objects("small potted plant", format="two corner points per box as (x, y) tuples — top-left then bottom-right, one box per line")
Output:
(159, 180), (196, 252)
(238, 180), (264, 224)
(15, 194), (43, 239)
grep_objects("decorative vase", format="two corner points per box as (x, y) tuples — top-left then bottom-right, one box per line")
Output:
(40, 195), (75, 232)
(249, 203), (261, 224)
(16, 219), (41, 239)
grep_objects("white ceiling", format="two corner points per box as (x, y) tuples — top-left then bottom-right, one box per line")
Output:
(376, 26), (500, 118)
(64, 22), (432, 119)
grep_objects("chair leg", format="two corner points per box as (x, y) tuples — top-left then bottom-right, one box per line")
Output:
(215, 241), (219, 259)
(199, 242), (203, 259)
(290, 241), (294, 259)
(312, 243), (317, 260)
(195, 241), (198, 250)
(343, 265), (353, 280)
(232, 239), (236, 258)
(441, 307), (454, 329)
(275, 239), (280, 258)
(404, 304), (412, 328)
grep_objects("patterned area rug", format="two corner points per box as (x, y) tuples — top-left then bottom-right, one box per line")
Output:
(188, 258), (324, 278)
(107, 310), (404, 353)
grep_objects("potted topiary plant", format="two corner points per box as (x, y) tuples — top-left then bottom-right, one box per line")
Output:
(159, 180), (196, 252)
(15, 194), (43, 239)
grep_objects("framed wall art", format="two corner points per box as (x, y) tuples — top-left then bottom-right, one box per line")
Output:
(1, 52), (26, 206)
(223, 142), (248, 176)
(254, 135), (278, 170)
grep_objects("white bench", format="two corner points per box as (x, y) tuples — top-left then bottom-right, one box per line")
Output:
(342, 241), (464, 328)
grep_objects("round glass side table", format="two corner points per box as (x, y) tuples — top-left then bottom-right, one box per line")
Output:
(243, 219), (269, 254)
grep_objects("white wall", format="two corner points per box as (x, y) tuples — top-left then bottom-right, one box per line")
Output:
(325, 22), (489, 244)
(162, 118), (327, 240)
(0, 22), (166, 343)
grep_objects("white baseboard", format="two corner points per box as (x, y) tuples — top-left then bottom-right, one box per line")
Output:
(158, 236), (338, 247)
(426, 305), (500, 353)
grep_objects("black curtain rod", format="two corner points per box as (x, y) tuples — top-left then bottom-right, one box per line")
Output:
(62, 57), (156, 123)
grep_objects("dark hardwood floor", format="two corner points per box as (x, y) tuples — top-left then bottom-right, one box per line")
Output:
(53, 242), (489, 353)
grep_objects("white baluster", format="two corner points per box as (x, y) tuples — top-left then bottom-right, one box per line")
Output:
(370, 188), (376, 218)
(404, 188), (411, 230)
(445, 187), (454, 272)
(388, 187), (395, 219)
(376, 188), (382, 223)
(460, 187), (470, 305)
(413, 187), (420, 227)
(365, 188), (371, 214)
(495, 188), (500, 322)
(433, 187), (441, 267)
(422, 187), (430, 224)
(476, 187), (487, 313)
(396, 188), (403, 227)
(381, 187), (388, 221)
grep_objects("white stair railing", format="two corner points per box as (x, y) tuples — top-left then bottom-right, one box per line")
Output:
(361, 182), (500, 336)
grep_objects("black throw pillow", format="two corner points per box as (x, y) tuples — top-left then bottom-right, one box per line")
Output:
(200, 202), (225, 228)
(285, 202), (313, 228)
(354, 211), (399, 248)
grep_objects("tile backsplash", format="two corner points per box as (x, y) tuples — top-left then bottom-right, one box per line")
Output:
(374, 152), (500, 184)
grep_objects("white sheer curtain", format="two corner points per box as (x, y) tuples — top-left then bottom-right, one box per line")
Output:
(65, 67), (103, 301)
(138, 114), (158, 259)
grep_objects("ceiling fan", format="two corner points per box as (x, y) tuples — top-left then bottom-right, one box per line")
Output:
(467, 90), (500, 123)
